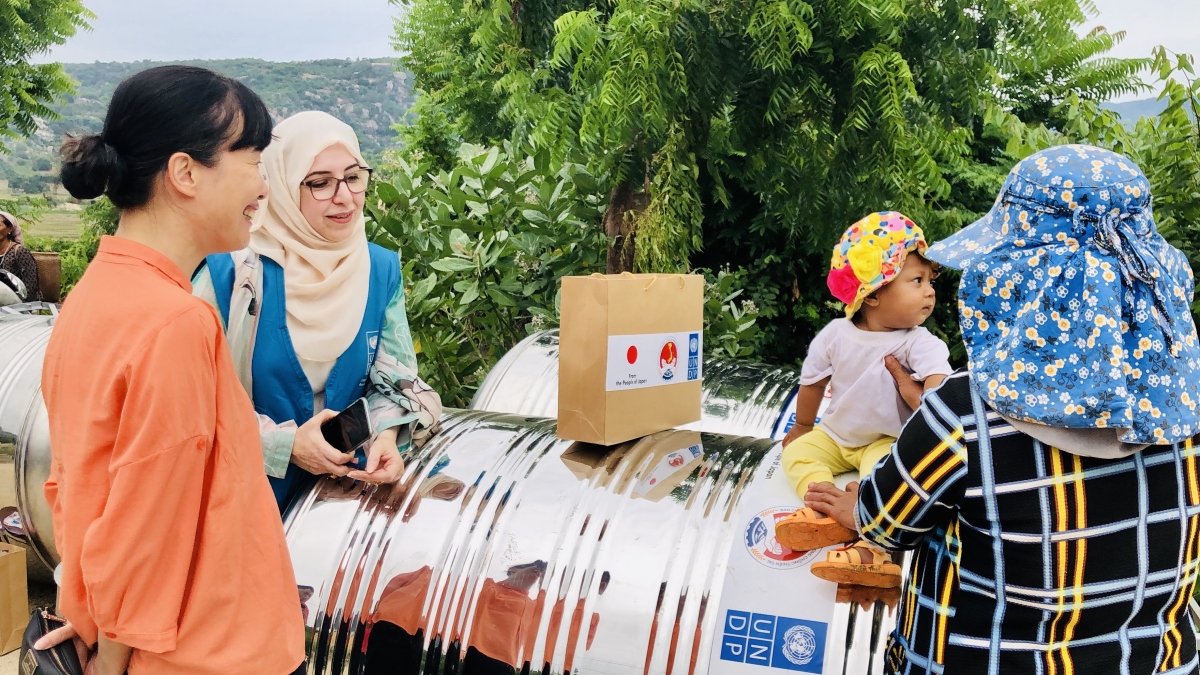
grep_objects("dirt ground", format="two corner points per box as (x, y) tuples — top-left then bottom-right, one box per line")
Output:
(0, 461), (57, 674)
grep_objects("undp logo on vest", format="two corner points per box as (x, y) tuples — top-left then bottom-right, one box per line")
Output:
(720, 610), (827, 673)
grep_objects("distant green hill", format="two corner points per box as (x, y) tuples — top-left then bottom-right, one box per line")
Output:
(1102, 97), (1168, 121)
(0, 58), (414, 195)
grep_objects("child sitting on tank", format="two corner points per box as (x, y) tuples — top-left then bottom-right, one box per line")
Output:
(774, 211), (953, 589)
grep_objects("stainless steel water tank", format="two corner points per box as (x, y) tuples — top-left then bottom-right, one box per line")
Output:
(287, 410), (894, 675)
(465, 330), (900, 675)
(0, 314), (59, 582)
(470, 330), (802, 441)
(11, 316), (899, 674)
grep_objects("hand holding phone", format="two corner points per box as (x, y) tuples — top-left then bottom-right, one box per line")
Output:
(289, 410), (352, 477)
(320, 398), (373, 470)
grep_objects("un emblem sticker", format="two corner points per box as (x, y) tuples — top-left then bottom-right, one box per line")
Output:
(781, 624), (818, 666)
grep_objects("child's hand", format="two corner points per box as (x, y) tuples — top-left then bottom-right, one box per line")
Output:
(804, 481), (860, 532)
(782, 423), (813, 447)
(885, 355), (925, 411)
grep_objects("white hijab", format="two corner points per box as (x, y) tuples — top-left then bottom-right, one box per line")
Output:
(250, 111), (371, 363)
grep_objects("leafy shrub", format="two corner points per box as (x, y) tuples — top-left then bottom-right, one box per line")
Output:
(366, 142), (606, 406)
(699, 266), (761, 359)
(24, 197), (119, 296)
(367, 142), (762, 405)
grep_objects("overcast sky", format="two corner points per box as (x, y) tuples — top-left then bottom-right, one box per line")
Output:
(43, 0), (400, 63)
(40, 0), (1200, 101)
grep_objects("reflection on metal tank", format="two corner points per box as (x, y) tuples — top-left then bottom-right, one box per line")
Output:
(10, 315), (909, 673)
(0, 315), (59, 582)
(288, 409), (868, 675)
(467, 330), (905, 675)
(470, 330), (801, 440)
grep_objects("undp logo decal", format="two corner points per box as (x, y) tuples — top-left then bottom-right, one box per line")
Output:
(719, 610), (827, 673)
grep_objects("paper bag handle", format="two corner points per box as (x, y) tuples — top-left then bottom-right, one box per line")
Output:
(587, 273), (685, 289)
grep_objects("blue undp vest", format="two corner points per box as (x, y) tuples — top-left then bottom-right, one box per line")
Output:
(205, 244), (400, 511)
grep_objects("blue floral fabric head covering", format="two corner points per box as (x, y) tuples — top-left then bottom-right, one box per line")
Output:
(926, 144), (1200, 444)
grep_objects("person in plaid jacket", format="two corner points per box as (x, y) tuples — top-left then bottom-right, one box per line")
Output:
(807, 145), (1200, 674)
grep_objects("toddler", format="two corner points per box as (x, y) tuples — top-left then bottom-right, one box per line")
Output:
(776, 211), (952, 588)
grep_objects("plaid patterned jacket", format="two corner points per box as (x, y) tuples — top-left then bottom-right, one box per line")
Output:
(857, 371), (1200, 675)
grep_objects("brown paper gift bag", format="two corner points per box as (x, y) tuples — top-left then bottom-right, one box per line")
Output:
(558, 273), (703, 445)
(0, 544), (28, 654)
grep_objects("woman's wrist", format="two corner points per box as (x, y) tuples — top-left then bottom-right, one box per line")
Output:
(95, 636), (133, 675)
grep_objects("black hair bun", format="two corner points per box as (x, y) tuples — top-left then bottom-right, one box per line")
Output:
(59, 134), (127, 201)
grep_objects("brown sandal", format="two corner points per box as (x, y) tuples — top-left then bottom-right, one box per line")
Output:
(774, 507), (858, 551)
(836, 583), (901, 610)
(810, 541), (902, 588)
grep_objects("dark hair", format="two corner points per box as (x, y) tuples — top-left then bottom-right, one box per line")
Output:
(59, 65), (273, 209)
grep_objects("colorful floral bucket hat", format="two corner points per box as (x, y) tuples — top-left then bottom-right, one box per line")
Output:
(827, 211), (928, 317)
(925, 144), (1200, 445)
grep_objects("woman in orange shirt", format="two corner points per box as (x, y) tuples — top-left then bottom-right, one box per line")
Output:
(35, 65), (306, 674)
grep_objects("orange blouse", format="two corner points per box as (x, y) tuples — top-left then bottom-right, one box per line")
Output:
(42, 237), (305, 674)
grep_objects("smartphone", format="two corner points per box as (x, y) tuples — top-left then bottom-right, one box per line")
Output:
(321, 398), (372, 470)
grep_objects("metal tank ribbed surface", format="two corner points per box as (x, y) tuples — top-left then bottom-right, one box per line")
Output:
(6, 316), (903, 674)
(470, 330), (801, 441)
(465, 329), (908, 675)
(9, 312), (1200, 674)
(288, 411), (780, 675)
(0, 314), (60, 582)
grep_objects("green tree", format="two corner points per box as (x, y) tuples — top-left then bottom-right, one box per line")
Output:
(366, 142), (761, 403)
(394, 0), (1151, 364)
(0, 0), (91, 150)
(367, 143), (607, 404)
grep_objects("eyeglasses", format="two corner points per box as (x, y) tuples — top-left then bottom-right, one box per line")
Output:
(300, 167), (373, 201)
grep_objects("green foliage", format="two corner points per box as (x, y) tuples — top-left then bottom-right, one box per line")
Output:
(0, 194), (50, 224)
(396, 0), (1178, 367)
(700, 267), (761, 359)
(366, 143), (607, 405)
(368, 142), (763, 403)
(0, 0), (91, 152)
(25, 196), (118, 295)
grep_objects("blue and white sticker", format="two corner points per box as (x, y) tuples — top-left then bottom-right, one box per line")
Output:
(606, 331), (703, 391)
(720, 610), (827, 673)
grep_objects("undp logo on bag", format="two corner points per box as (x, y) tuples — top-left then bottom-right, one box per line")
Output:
(720, 610), (827, 673)
(687, 332), (700, 381)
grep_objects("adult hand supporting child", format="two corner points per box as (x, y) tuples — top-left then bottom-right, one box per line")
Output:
(885, 354), (926, 411)
(804, 481), (859, 531)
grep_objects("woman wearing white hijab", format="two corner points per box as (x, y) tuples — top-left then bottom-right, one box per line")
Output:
(194, 111), (441, 510)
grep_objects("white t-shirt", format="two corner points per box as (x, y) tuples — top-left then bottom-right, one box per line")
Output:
(800, 318), (953, 448)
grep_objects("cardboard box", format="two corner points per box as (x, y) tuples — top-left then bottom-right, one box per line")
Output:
(0, 544), (27, 655)
(558, 273), (703, 445)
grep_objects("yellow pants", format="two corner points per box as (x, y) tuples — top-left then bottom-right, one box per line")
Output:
(781, 427), (895, 499)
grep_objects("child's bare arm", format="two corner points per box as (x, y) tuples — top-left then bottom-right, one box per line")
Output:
(782, 377), (830, 446)
(923, 374), (946, 392)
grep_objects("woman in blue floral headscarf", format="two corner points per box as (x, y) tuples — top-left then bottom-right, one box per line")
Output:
(806, 145), (1200, 675)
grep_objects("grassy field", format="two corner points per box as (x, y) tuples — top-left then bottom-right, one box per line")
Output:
(0, 183), (84, 240)
(26, 207), (83, 240)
